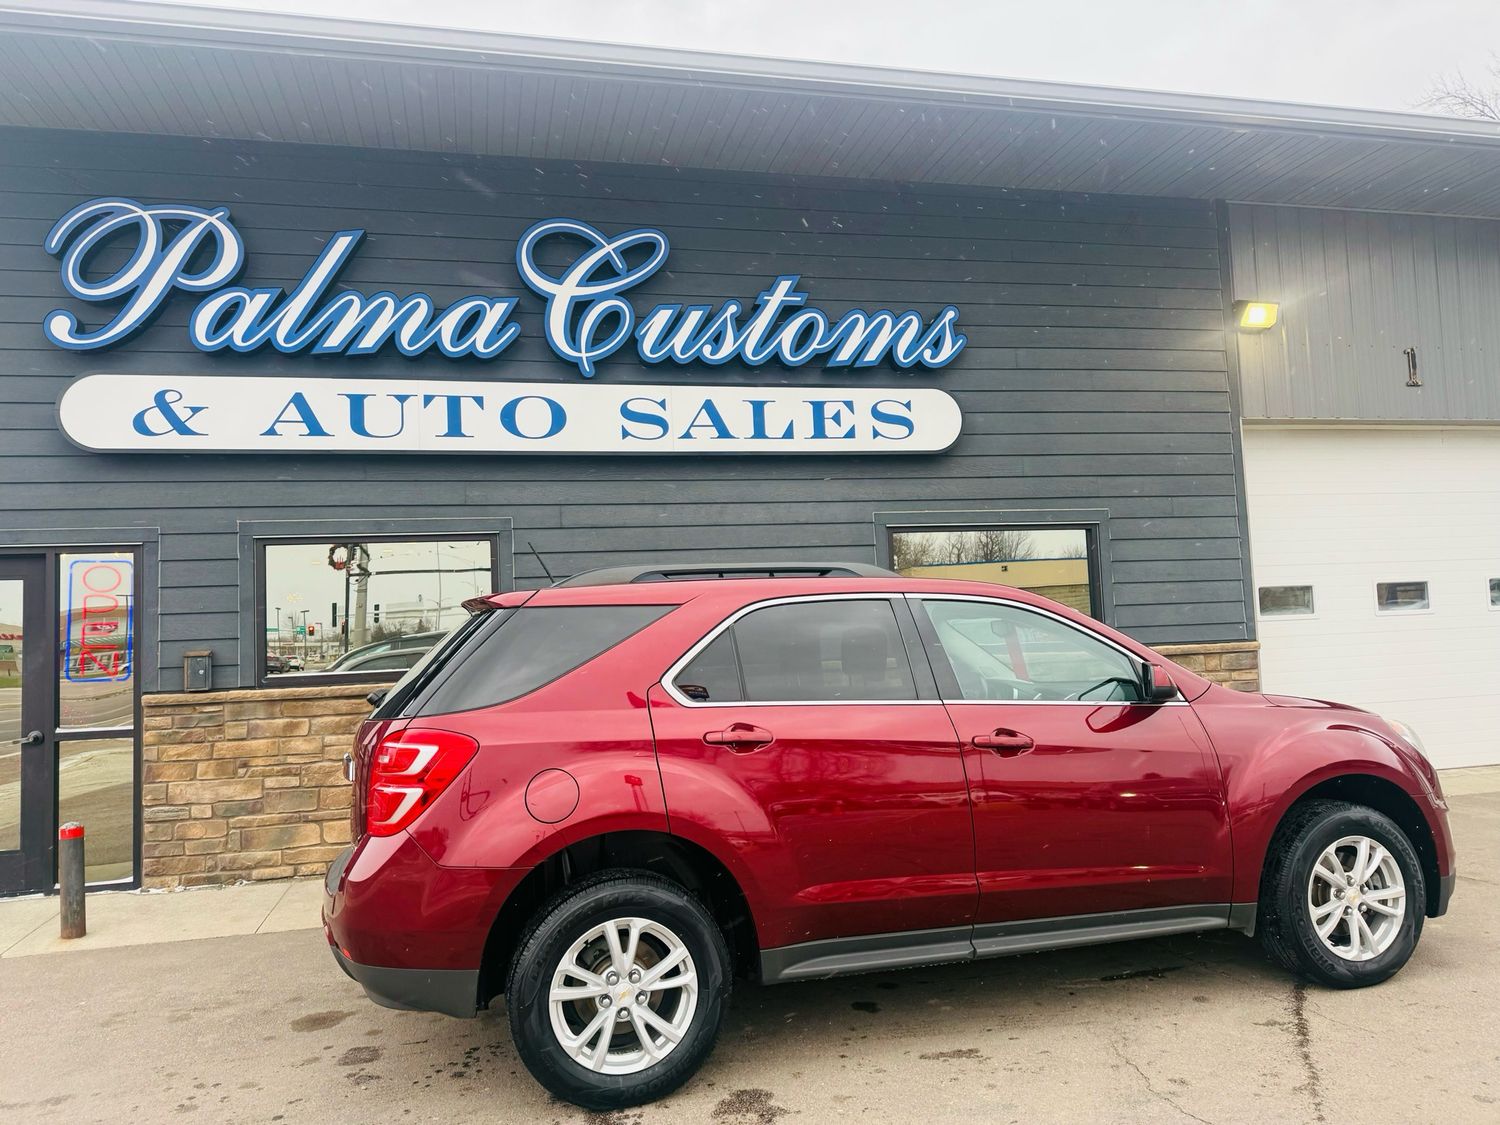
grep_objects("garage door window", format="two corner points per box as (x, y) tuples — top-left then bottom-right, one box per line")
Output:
(1258, 585), (1314, 617)
(1490, 579), (1500, 608)
(1376, 581), (1430, 613)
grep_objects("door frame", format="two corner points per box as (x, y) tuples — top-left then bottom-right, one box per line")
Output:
(0, 532), (155, 896)
(0, 555), (52, 892)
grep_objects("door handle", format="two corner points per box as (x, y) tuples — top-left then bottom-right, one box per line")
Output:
(971, 728), (1034, 755)
(703, 723), (773, 751)
(20, 730), (44, 748)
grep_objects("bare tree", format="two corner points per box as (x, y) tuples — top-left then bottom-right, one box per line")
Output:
(890, 532), (940, 572)
(972, 528), (1037, 563)
(891, 528), (1038, 572)
(1420, 57), (1500, 121)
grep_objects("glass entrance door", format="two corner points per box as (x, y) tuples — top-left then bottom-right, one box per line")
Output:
(0, 550), (139, 896)
(0, 556), (53, 894)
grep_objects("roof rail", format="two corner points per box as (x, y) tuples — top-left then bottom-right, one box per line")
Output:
(554, 561), (898, 587)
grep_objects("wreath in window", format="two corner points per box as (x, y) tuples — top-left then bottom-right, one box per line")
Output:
(327, 543), (370, 577)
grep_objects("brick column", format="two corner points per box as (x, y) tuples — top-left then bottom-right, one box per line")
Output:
(140, 682), (382, 889)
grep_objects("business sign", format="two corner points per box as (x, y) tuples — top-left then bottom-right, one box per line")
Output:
(64, 556), (134, 682)
(43, 197), (967, 454)
(58, 374), (961, 454)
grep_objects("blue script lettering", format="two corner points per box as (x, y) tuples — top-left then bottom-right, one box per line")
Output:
(45, 200), (967, 374)
(44, 198), (245, 349)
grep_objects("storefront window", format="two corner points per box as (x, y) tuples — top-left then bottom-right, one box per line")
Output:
(889, 527), (1095, 615)
(262, 538), (495, 681)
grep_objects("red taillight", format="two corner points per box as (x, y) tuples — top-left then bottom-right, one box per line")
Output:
(363, 728), (478, 837)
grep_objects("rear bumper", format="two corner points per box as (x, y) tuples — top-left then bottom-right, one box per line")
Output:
(328, 939), (481, 1019)
(321, 834), (526, 1017)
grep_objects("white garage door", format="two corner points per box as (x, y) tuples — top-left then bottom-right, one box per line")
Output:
(1244, 427), (1500, 768)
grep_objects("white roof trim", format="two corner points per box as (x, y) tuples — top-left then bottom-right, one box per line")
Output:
(3, 0), (1500, 149)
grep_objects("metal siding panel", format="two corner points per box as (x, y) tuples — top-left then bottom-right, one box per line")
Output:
(2, 130), (1245, 684)
(1231, 202), (1500, 421)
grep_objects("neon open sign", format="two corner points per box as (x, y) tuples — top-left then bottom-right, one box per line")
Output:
(64, 558), (134, 682)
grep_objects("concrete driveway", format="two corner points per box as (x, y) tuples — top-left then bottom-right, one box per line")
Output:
(1, 785), (1496, 1124)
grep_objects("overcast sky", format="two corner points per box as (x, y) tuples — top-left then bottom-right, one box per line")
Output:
(165, 0), (1500, 115)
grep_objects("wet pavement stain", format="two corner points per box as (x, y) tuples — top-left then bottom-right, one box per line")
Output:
(850, 1000), (881, 1013)
(918, 1048), (988, 1061)
(289, 1011), (353, 1032)
(336, 1046), (381, 1067)
(1288, 981), (1326, 1123)
(711, 1088), (789, 1125)
(1098, 965), (1184, 982)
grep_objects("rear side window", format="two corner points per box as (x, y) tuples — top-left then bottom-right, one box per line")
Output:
(673, 598), (917, 703)
(675, 632), (743, 703)
(412, 605), (673, 715)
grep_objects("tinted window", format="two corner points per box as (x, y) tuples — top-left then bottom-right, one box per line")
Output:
(922, 600), (1142, 702)
(373, 612), (495, 720)
(728, 599), (916, 702)
(675, 632), (743, 702)
(413, 605), (673, 714)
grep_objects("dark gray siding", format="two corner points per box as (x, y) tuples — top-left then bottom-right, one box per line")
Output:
(1229, 202), (1500, 421)
(0, 129), (1247, 689)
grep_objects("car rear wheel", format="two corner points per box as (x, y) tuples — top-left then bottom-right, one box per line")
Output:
(1258, 799), (1425, 989)
(505, 870), (730, 1109)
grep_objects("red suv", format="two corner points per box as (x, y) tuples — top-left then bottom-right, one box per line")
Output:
(323, 564), (1455, 1109)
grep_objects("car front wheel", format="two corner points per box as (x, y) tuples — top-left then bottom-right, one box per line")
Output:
(1258, 799), (1426, 989)
(505, 870), (730, 1109)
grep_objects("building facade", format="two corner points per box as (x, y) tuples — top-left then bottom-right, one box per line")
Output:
(0, 2), (1496, 895)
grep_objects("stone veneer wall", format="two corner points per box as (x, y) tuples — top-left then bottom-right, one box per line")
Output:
(137, 642), (1260, 889)
(140, 682), (379, 889)
(1155, 641), (1260, 691)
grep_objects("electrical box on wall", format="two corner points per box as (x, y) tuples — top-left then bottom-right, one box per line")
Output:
(183, 650), (212, 692)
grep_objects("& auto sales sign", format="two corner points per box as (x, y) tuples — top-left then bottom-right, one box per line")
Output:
(44, 197), (965, 455)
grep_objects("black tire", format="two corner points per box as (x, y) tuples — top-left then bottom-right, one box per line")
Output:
(505, 870), (731, 1110)
(1258, 800), (1425, 989)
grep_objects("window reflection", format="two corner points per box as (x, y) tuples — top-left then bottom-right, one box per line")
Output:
(263, 539), (494, 678)
(890, 527), (1094, 615)
(0, 578), (22, 853)
(58, 736), (134, 884)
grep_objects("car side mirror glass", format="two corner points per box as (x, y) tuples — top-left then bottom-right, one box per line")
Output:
(1142, 663), (1180, 702)
(366, 688), (389, 707)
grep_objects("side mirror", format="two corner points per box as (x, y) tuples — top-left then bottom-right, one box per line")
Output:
(1142, 663), (1180, 702)
(366, 688), (389, 707)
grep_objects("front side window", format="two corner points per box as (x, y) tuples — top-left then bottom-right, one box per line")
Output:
(673, 599), (917, 703)
(920, 599), (1143, 703)
(889, 526), (1095, 615)
(261, 537), (495, 681)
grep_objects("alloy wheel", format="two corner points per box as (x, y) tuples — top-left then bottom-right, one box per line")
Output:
(547, 916), (699, 1075)
(1306, 834), (1407, 962)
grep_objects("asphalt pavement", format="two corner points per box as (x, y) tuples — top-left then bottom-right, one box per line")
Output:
(1, 786), (1496, 1124)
